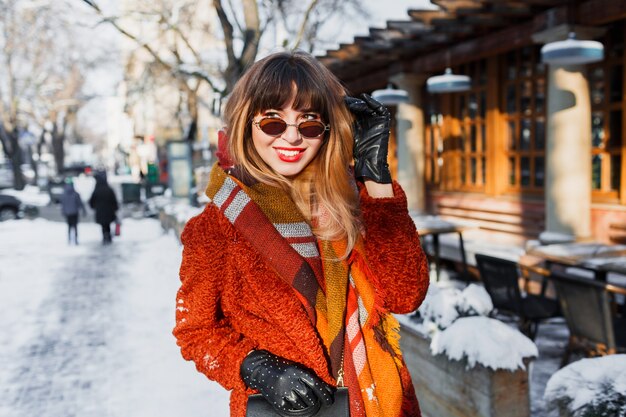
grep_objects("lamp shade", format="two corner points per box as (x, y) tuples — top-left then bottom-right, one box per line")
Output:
(426, 68), (471, 94)
(371, 84), (409, 105)
(541, 32), (604, 65)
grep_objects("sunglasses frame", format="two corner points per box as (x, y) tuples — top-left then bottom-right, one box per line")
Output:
(252, 117), (330, 139)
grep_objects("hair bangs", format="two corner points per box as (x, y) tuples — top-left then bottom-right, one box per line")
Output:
(247, 57), (329, 119)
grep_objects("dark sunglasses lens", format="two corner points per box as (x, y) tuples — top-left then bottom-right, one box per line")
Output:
(259, 119), (286, 135)
(298, 121), (325, 138)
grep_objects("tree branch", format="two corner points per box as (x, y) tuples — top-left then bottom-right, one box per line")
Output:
(212, 0), (236, 68)
(80, 0), (222, 93)
(292, 0), (319, 50)
(239, 0), (260, 71)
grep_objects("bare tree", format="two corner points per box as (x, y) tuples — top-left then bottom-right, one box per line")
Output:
(0, 0), (97, 187)
(79, 0), (367, 140)
(0, 0), (40, 189)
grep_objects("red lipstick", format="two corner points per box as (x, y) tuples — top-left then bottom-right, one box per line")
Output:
(274, 147), (305, 162)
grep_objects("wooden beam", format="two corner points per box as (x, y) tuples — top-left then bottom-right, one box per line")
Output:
(410, 20), (536, 73)
(577, 0), (626, 25)
(327, 44), (361, 60)
(408, 9), (456, 26)
(370, 28), (410, 41)
(490, 2), (532, 16)
(487, 0), (565, 4)
(432, 21), (476, 34)
(320, 0), (623, 81)
(463, 13), (509, 27)
(386, 20), (430, 35)
(341, 67), (391, 94)
(432, 0), (484, 13)
(408, 4), (571, 73)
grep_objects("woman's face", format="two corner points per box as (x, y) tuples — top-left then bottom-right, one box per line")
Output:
(251, 98), (326, 178)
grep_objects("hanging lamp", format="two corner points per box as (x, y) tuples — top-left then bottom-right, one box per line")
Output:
(541, 32), (604, 65)
(371, 84), (409, 105)
(426, 67), (471, 94)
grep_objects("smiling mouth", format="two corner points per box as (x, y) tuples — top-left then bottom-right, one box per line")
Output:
(274, 147), (305, 162)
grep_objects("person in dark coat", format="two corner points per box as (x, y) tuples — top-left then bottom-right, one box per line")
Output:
(89, 172), (119, 244)
(60, 179), (86, 245)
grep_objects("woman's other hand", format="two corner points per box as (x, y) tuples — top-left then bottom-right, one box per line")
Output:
(241, 350), (334, 414)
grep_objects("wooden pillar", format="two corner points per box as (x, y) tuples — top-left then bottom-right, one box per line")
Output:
(533, 25), (603, 240)
(389, 73), (428, 213)
(545, 65), (592, 239)
(533, 24), (604, 239)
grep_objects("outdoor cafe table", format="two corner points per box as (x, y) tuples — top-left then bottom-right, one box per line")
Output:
(525, 242), (626, 282)
(410, 214), (472, 281)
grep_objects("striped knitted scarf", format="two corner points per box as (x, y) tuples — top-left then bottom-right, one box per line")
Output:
(205, 164), (405, 417)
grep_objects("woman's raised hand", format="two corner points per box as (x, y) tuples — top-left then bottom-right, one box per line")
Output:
(345, 94), (392, 184)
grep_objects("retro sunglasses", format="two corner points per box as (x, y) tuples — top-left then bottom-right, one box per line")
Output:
(253, 117), (330, 139)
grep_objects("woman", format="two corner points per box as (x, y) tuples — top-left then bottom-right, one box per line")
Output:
(89, 172), (119, 244)
(173, 51), (429, 417)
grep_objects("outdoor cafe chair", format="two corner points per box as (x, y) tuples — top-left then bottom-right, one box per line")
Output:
(475, 253), (560, 340)
(549, 271), (626, 367)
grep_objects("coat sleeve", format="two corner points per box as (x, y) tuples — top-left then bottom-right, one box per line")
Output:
(358, 181), (429, 314)
(172, 206), (257, 392)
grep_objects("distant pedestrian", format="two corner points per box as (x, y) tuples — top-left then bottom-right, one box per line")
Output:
(89, 172), (119, 245)
(60, 179), (86, 245)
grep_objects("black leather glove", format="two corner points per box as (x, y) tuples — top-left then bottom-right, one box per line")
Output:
(241, 350), (334, 414)
(345, 93), (392, 184)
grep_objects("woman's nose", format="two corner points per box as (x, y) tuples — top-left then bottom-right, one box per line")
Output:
(281, 124), (302, 144)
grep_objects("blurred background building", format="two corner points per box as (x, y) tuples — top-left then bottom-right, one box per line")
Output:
(318, 0), (626, 245)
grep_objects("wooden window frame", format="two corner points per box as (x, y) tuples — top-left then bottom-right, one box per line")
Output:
(589, 21), (625, 204)
(424, 60), (488, 193)
(500, 45), (547, 196)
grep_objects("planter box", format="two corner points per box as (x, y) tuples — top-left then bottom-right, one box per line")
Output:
(400, 325), (532, 417)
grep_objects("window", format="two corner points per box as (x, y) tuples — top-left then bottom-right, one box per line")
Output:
(425, 96), (444, 187)
(501, 45), (546, 193)
(425, 59), (488, 192)
(588, 21), (624, 201)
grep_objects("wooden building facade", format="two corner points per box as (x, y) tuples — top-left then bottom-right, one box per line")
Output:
(318, 0), (626, 245)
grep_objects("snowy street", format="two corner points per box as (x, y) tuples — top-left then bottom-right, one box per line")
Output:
(0, 217), (230, 417)
(0, 213), (571, 417)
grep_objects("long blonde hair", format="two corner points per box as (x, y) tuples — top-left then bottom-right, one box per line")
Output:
(224, 51), (361, 254)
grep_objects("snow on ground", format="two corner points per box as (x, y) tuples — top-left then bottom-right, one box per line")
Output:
(0, 217), (229, 417)
(0, 211), (610, 417)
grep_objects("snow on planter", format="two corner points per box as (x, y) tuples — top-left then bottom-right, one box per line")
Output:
(418, 283), (493, 330)
(430, 316), (538, 371)
(544, 354), (626, 416)
(418, 284), (462, 329)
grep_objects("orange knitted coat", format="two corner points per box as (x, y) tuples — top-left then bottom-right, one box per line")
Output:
(173, 181), (430, 417)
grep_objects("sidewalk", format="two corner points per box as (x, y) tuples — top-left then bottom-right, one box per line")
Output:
(0, 218), (229, 417)
(0, 208), (567, 417)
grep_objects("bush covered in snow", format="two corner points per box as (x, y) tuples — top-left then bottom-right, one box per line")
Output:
(544, 355), (626, 417)
(430, 316), (538, 371)
(404, 282), (537, 371)
(418, 283), (493, 330)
